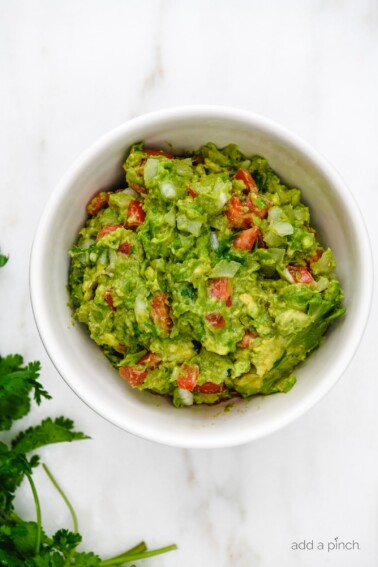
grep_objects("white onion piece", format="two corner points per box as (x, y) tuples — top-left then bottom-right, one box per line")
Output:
(280, 267), (295, 283)
(82, 238), (95, 250)
(272, 222), (294, 236)
(268, 206), (282, 222)
(210, 232), (219, 250)
(269, 248), (285, 262)
(134, 296), (148, 324)
(122, 188), (138, 197)
(164, 209), (176, 227)
(143, 158), (159, 182)
(177, 388), (194, 406)
(160, 181), (177, 198)
(210, 260), (240, 278)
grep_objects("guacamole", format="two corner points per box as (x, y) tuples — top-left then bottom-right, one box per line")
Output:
(68, 143), (345, 407)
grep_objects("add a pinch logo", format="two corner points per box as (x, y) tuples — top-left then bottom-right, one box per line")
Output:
(291, 537), (360, 552)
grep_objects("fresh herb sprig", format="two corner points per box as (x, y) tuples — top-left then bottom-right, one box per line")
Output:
(0, 256), (177, 565)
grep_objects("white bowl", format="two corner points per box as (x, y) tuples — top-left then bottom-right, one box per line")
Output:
(30, 106), (373, 448)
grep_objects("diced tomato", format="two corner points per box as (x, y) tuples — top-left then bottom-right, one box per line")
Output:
(188, 186), (198, 198)
(129, 182), (147, 194)
(307, 248), (323, 264)
(225, 196), (254, 229)
(137, 352), (161, 368)
(119, 366), (148, 387)
(209, 278), (232, 307)
(104, 288), (115, 311)
(205, 312), (226, 329)
(237, 329), (257, 348)
(86, 191), (111, 216)
(233, 227), (262, 251)
(150, 292), (173, 334)
(246, 193), (272, 219)
(144, 149), (175, 159)
(126, 200), (145, 228)
(195, 382), (225, 394)
(234, 169), (258, 193)
(118, 242), (131, 255)
(287, 265), (315, 284)
(97, 224), (123, 241)
(177, 364), (199, 391)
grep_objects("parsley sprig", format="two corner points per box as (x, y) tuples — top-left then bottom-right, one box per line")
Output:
(0, 256), (177, 565)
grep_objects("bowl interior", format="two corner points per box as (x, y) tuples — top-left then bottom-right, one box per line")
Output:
(30, 108), (371, 448)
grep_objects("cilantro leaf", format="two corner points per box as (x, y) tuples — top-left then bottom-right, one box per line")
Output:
(11, 418), (90, 455)
(0, 355), (51, 431)
(0, 254), (8, 268)
(52, 529), (82, 556)
(0, 444), (38, 516)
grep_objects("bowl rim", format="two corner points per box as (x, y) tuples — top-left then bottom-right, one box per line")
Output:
(29, 105), (374, 448)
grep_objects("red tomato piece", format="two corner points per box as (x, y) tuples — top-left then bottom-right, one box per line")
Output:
(119, 366), (148, 387)
(118, 242), (131, 255)
(137, 352), (161, 368)
(233, 227), (262, 251)
(97, 224), (123, 241)
(195, 382), (225, 394)
(177, 364), (199, 391)
(126, 200), (145, 228)
(246, 193), (272, 219)
(129, 181), (147, 194)
(144, 149), (175, 159)
(104, 288), (115, 311)
(225, 196), (254, 229)
(237, 329), (257, 348)
(86, 191), (111, 216)
(150, 293), (173, 334)
(205, 312), (226, 329)
(188, 186), (198, 198)
(209, 278), (232, 307)
(287, 265), (315, 284)
(234, 168), (258, 193)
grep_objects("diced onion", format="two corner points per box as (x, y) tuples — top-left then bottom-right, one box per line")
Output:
(175, 163), (193, 177)
(272, 222), (294, 236)
(160, 181), (177, 198)
(210, 260), (240, 278)
(134, 296), (148, 324)
(176, 214), (202, 236)
(268, 248), (285, 262)
(122, 188), (138, 197)
(268, 206), (282, 222)
(164, 209), (176, 227)
(210, 232), (219, 250)
(82, 238), (95, 250)
(315, 276), (329, 292)
(98, 250), (108, 265)
(143, 158), (159, 182)
(213, 179), (231, 210)
(177, 388), (193, 406)
(108, 249), (117, 268)
(280, 267), (295, 283)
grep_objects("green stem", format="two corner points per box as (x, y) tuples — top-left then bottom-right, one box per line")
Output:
(102, 542), (147, 564)
(25, 471), (42, 555)
(42, 463), (79, 533)
(100, 544), (177, 566)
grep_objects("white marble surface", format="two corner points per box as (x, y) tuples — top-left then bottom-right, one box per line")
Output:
(1, 1), (377, 565)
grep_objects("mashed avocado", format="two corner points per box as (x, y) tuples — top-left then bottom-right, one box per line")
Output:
(68, 143), (345, 407)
